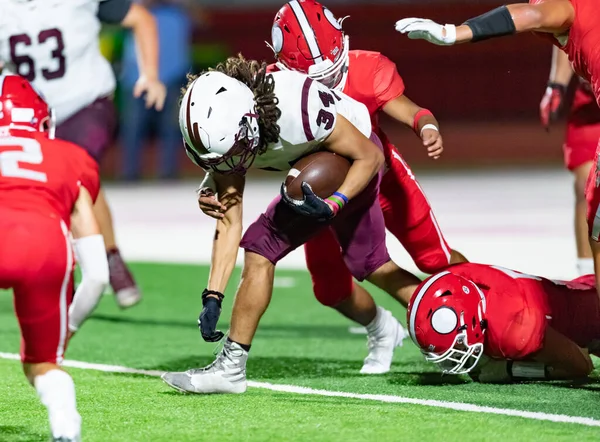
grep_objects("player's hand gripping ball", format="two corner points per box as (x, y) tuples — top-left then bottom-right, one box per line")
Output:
(281, 152), (350, 220)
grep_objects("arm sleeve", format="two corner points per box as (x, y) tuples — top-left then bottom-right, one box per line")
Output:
(97, 0), (133, 24)
(78, 151), (101, 203)
(373, 55), (406, 109)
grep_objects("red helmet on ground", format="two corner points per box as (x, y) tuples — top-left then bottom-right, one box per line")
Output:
(407, 271), (488, 375)
(0, 75), (55, 138)
(268, 0), (349, 90)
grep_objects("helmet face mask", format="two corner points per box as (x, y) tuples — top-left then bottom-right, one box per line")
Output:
(187, 113), (261, 175)
(269, 0), (350, 91)
(180, 72), (261, 175)
(407, 271), (488, 375)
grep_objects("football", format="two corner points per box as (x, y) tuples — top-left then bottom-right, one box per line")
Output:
(284, 151), (351, 200)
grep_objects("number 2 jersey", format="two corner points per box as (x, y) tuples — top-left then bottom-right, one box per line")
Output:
(446, 263), (600, 360)
(0, 130), (100, 227)
(0, 0), (118, 123)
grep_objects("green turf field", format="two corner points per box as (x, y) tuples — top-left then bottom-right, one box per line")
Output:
(1, 263), (600, 441)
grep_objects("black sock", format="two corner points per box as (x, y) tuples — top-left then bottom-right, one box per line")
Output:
(227, 337), (251, 352)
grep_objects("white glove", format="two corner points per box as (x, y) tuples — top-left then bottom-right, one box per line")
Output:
(395, 18), (457, 46)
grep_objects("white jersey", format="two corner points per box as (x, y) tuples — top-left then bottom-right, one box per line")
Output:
(250, 70), (372, 171)
(0, 0), (116, 123)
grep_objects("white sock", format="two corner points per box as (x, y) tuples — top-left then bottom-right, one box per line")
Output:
(34, 370), (81, 440)
(577, 258), (594, 276)
(365, 306), (387, 335)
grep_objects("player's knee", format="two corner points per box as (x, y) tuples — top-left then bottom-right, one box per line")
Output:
(242, 251), (275, 277)
(313, 278), (353, 307)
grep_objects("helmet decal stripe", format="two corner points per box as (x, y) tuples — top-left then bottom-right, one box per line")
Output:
(408, 271), (450, 344)
(289, 0), (324, 63)
(300, 77), (315, 141)
(185, 83), (206, 154)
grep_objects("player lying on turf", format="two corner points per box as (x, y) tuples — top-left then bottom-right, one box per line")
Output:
(0, 0), (167, 308)
(540, 47), (600, 277)
(161, 55), (423, 393)
(408, 263), (598, 383)
(0, 75), (105, 442)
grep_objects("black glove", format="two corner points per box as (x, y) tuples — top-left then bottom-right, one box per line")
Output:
(198, 289), (225, 342)
(280, 181), (334, 221)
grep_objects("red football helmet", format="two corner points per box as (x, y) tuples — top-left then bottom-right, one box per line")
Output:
(407, 271), (488, 375)
(268, 0), (349, 90)
(0, 74), (55, 138)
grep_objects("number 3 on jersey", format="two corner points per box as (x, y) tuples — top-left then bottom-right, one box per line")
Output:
(0, 137), (48, 183)
(316, 90), (340, 130)
(9, 29), (66, 82)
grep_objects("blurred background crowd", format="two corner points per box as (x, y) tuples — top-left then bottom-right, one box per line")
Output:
(105, 0), (565, 181)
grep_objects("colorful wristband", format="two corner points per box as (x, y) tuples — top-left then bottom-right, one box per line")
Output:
(326, 192), (348, 215)
(412, 109), (434, 133)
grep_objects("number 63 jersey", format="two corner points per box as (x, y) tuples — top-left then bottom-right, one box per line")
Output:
(0, 0), (116, 124)
(249, 71), (372, 171)
(0, 130), (100, 227)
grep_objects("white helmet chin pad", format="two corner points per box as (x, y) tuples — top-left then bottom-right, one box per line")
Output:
(179, 71), (261, 174)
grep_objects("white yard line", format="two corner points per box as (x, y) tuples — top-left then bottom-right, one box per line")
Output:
(1, 352), (598, 428)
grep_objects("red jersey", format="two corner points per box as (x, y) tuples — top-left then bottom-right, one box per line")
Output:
(0, 129), (99, 227)
(569, 80), (600, 125)
(530, 0), (600, 106)
(269, 50), (405, 150)
(447, 263), (600, 360)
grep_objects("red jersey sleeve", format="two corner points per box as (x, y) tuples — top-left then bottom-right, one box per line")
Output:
(77, 149), (100, 202)
(497, 298), (546, 359)
(373, 55), (405, 109)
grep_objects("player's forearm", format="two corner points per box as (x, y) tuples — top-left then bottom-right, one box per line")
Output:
(549, 45), (574, 86)
(336, 150), (384, 201)
(453, 2), (573, 44)
(207, 218), (243, 294)
(122, 4), (160, 80)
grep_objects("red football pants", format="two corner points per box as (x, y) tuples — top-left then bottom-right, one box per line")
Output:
(0, 209), (74, 364)
(304, 147), (452, 307)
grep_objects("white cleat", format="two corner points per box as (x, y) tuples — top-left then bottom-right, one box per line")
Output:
(49, 411), (81, 442)
(162, 340), (248, 394)
(115, 287), (142, 309)
(360, 308), (408, 375)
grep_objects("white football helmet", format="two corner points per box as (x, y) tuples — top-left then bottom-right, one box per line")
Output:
(179, 71), (261, 174)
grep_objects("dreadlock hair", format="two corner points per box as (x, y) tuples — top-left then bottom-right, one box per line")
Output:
(181, 54), (281, 154)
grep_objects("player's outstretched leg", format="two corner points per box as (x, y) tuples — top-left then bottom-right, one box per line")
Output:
(95, 190), (142, 308)
(305, 229), (407, 374)
(162, 251), (273, 394)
